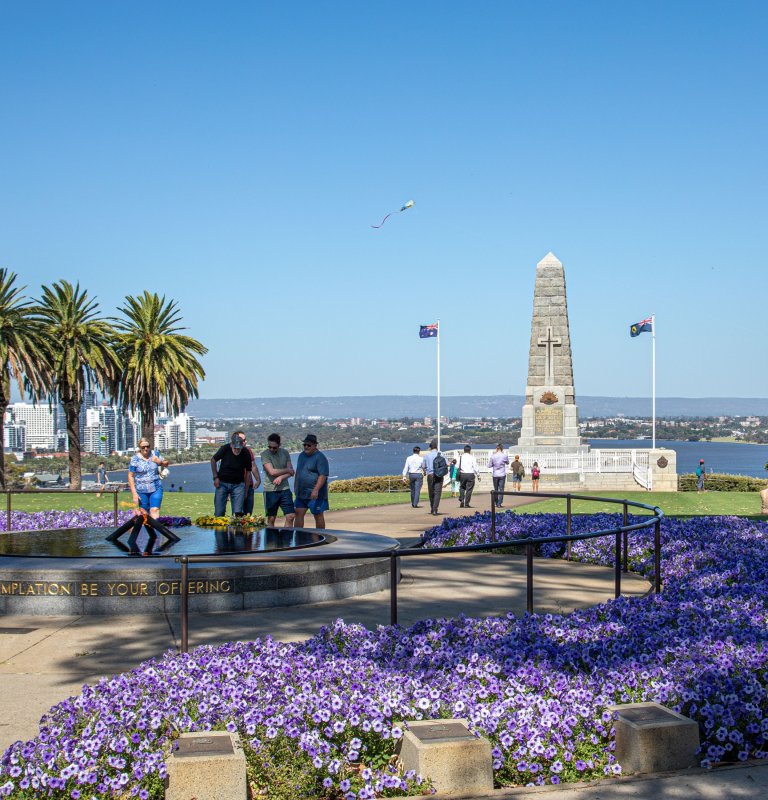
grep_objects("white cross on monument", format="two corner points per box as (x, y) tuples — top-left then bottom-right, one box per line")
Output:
(537, 325), (562, 384)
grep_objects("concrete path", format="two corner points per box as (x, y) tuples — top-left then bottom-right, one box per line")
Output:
(2, 493), (766, 797)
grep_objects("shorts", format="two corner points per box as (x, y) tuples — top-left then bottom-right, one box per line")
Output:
(511, 474), (522, 484)
(137, 487), (163, 510)
(264, 490), (296, 518)
(295, 497), (330, 515)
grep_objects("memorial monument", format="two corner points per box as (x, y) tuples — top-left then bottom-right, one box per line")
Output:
(517, 251), (585, 452)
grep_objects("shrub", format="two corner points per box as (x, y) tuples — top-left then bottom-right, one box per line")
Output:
(678, 473), (768, 492)
(329, 475), (408, 493)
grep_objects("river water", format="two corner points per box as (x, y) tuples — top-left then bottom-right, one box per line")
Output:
(92, 439), (768, 493)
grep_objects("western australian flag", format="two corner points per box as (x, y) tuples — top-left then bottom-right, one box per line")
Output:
(419, 323), (439, 338)
(630, 317), (653, 337)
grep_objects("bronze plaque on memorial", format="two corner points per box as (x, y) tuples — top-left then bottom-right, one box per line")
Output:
(535, 407), (563, 436)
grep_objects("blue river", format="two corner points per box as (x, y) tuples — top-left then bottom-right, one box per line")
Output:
(94, 439), (768, 493)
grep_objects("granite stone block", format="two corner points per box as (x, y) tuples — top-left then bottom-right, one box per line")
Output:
(166, 731), (247, 800)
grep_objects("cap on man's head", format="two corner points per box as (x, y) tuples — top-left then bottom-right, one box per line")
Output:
(231, 434), (245, 449)
(303, 434), (318, 445)
(700, 459), (705, 463)
(429, 439), (438, 449)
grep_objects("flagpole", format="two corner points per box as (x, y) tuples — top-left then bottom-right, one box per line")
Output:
(652, 314), (656, 450)
(436, 319), (441, 451)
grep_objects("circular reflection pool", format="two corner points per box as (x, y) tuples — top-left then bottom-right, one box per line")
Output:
(0, 526), (328, 558)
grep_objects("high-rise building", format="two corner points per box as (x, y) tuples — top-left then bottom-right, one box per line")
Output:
(3, 418), (26, 451)
(154, 412), (196, 451)
(4, 404), (58, 451)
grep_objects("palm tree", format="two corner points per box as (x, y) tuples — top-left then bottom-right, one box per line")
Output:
(113, 292), (207, 442)
(0, 269), (49, 490)
(37, 281), (121, 490)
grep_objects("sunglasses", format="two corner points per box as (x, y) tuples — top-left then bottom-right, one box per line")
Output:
(267, 445), (279, 451)
(303, 443), (315, 448)
(139, 445), (151, 449)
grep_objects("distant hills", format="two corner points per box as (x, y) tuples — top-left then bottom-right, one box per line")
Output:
(187, 395), (768, 419)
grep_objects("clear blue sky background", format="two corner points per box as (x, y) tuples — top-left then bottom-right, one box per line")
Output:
(2, 1), (766, 401)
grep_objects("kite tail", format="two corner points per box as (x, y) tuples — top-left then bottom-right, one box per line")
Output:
(371, 212), (394, 229)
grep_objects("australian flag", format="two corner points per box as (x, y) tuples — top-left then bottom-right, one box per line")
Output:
(630, 317), (653, 337)
(419, 323), (438, 338)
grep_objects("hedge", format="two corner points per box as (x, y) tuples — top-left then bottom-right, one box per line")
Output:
(678, 473), (768, 492)
(328, 475), (409, 493)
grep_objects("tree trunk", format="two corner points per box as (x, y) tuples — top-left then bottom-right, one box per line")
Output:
(61, 388), (83, 490)
(0, 374), (8, 492)
(141, 400), (154, 445)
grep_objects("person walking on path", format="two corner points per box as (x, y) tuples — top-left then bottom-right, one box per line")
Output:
(128, 438), (169, 519)
(448, 459), (459, 497)
(261, 433), (296, 527)
(240, 433), (262, 516)
(402, 446), (425, 508)
(294, 434), (330, 529)
(696, 459), (706, 492)
(531, 461), (541, 492)
(510, 454), (525, 492)
(488, 444), (509, 508)
(95, 461), (108, 497)
(423, 439), (448, 516)
(211, 432), (253, 517)
(457, 445), (481, 508)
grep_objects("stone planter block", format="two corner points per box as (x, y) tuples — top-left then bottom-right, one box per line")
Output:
(610, 702), (699, 774)
(398, 719), (493, 795)
(166, 731), (247, 800)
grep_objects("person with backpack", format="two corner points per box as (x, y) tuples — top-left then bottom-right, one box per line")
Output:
(510, 455), (525, 491)
(531, 461), (541, 492)
(696, 459), (706, 492)
(448, 459), (459, 497)
(423, 439), (449, 516)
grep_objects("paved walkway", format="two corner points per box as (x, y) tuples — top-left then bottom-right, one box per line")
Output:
(2, 493), (767, 797)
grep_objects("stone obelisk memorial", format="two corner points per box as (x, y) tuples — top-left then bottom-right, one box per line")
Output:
(517, 252), (586, 452)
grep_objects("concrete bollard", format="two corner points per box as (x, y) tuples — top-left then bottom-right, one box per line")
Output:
(610, 702), (699, 774)
(166, 731), (247, 800)
(397, 719), (493, 795)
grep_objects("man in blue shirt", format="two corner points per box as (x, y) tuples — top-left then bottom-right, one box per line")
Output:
(294, 434), (330, 529)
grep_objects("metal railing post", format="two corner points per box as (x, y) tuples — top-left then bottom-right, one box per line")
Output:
(180, 558), (189, 653)
(654, 513), (662, 594)
(623, 502), (629, 573)
(389, 553), (398, 626)
(565, 495), (572, 560)
(526, 542), (534, 614)
(113, 490), (118, 527)
(6, 492), (10, 532)
(614, 530), (622, 598)
(490, 494), (496, 539)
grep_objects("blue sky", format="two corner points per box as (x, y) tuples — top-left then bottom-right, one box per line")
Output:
(2, 1), (766, 401)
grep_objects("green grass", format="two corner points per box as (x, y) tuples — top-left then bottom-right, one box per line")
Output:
(5, 490), (411, 519)
(523, 490), (767, 517)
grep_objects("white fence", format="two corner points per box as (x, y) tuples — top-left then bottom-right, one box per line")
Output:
(451, 449), (653, 489)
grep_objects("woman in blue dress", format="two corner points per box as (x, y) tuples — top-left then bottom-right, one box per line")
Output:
(127, 438), (170, 519)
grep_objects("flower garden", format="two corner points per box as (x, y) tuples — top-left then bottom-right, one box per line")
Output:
(2, 509), (768, 798)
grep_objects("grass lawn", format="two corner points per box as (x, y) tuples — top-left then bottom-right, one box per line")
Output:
(5, 490), (411, 519)
(522, 490), (767, 517)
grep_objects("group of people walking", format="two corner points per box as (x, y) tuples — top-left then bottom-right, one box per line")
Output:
(210, 431), (330, 528)
(402, 443), (542, 515)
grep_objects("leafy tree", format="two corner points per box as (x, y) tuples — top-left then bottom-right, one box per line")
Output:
(37, 281), (120, 489)
(113, 292), (207, 442)
(0, 269), (49, 490)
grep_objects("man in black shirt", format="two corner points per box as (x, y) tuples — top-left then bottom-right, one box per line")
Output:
(211, 432), (253, 516)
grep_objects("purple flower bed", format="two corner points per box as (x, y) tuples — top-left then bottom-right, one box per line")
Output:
(0, 511), (191, 532)
(2, 513), (768, 798)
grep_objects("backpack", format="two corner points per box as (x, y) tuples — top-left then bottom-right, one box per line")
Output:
(432, 454), (449, 479)
(696, 466), (702, 477)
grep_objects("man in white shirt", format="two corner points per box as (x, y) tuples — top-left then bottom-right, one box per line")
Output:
(457, 444), (481, 508)
(402, 446), (425, 508)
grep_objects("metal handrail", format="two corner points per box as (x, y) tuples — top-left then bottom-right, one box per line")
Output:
(176, 490), (663, 653)
(2, 488), (121, 530)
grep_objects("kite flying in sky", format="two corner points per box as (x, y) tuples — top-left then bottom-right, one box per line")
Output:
(371, 199), (414, 228)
